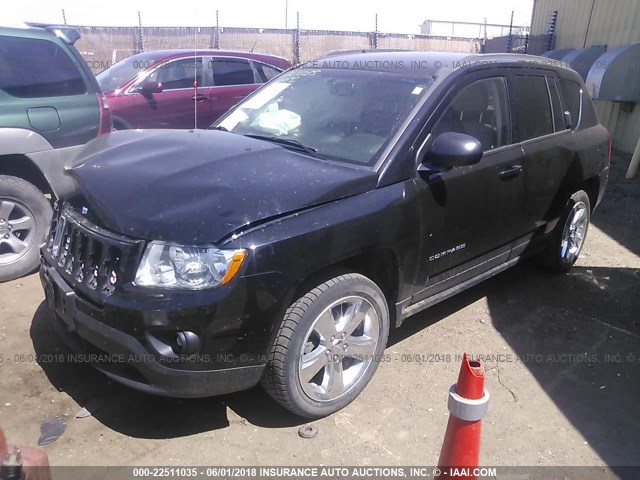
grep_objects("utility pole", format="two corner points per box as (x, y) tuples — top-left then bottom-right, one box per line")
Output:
(62, 9), (67, 25)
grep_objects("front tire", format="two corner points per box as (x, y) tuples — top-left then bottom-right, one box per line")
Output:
(261, 273), (390, 418)
(539, 190), (591, 273)
(0, 176), (53, 282)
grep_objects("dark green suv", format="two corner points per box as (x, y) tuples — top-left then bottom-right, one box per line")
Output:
(0, 24), (112, 281)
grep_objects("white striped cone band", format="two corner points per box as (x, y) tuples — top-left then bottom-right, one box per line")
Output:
(447, 384), (490, 422)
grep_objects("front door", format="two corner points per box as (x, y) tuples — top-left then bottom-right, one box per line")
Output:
(132, 56), (205, 129)
(411, 74), (526, 301)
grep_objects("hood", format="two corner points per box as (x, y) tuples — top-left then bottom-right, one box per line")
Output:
(65, 130), (378, 244)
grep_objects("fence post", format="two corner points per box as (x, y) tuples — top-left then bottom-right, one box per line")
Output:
(481, 17), (487, 53)
(374, 13), (378, 49)
(136, 11), (145, 53)
(547, 10), (558, 51)
(293, 12), (300, 65)
(212, 10), (220, 49)
(506, 9), (514, 53)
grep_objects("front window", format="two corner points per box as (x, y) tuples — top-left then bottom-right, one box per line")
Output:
(432, 77), (512, 151)
(146, 57), (204, 90)
(96, 51), (166, 92)
(216, 68), (430, 166)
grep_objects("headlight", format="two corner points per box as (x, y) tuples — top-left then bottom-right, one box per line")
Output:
(134, 242), (247, 289)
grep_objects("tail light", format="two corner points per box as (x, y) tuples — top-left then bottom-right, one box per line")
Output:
(97, 93), (113, 135)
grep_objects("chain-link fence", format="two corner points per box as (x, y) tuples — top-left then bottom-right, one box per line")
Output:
(74, 25), (483, 73)
(482, 33), (551, 56)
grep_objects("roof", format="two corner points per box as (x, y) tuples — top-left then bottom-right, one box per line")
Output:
(129, 49), (289, 62)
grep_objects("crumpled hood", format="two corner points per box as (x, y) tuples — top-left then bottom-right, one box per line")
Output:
(65, 130), (378, 244)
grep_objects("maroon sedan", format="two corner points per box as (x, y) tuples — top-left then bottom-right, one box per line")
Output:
(96, 50), (290, 130)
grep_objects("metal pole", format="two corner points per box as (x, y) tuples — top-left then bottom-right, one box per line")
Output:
(507, 10), (514, 53)
(292, 11), (300, 64)
(285, 0), (288, 29)
(137, 11), (144, 53)
(374, 13), (378, 49)
(214, 10), (220, 49)
(62, 9), (67, 25)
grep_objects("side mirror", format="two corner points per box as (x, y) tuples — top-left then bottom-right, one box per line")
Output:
(420, 132), (483, 171)
(133, 81), (163, 95)
(563, 110), (573, 129)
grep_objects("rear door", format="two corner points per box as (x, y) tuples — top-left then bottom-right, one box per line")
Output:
(411, 72), (526, 301)
(508, 69), (573, 236)
(203, 57), (262, 125)
(131, 56), (204, 129)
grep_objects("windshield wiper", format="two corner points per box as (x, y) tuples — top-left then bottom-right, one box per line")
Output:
(210, 125), (229, 131)
(243, 134), (317, 157)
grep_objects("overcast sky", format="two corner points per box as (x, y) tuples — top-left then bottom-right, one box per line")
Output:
(6, 0), (534, 34)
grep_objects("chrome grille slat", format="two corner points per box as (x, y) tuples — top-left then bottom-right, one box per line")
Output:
(45, 206), (143, 298)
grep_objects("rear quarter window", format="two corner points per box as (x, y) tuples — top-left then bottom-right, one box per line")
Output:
(511, 75), (554, 141)
(0, 35), (87, 98)
(256, 63), (282, 82)
(559, 78), (599, 129)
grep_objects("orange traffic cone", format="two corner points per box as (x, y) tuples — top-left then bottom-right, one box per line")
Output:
(0, 427), (51, 480)
(436, 353), (490, 480)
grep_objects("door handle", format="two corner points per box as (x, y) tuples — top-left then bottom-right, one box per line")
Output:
(498, 164), (523, 180)
(193, 94), (208, 102)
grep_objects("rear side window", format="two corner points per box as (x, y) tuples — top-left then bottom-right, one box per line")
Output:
(210, 58), (257, 86)
(256, 63), (282, 82)
(559, 78), (581, 129)
(511, 76), (554, 141)
(0, 35), (86, 98)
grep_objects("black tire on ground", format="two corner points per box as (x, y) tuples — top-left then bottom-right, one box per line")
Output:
(0, 175), (53, 282)
(261, 273), (390, 419)
(538, 190), (591, 274)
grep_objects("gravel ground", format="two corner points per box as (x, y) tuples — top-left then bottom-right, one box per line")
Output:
(0, 153), (638, 475)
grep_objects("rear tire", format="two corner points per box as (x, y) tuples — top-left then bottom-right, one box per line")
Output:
(538, 190), (590, 274)
(0, 176), (52, 282)
(261, 273), (390, 418)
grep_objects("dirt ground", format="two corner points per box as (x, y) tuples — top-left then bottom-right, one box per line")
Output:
(0, 153), (638, 475)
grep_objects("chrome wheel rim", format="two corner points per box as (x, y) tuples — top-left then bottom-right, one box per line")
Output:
(560, 201), (588, 264)
(0, 199), (36, 266)
(298, 295), (380, 403)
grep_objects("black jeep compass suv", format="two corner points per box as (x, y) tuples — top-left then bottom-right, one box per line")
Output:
(40, 51), (610, 418)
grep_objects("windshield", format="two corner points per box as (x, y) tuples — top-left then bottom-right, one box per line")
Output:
(216, 68), (431, 166)
(96, 51), (166, 92)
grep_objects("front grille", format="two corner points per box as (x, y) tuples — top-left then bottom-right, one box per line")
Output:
(46, 205), (144, 298)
